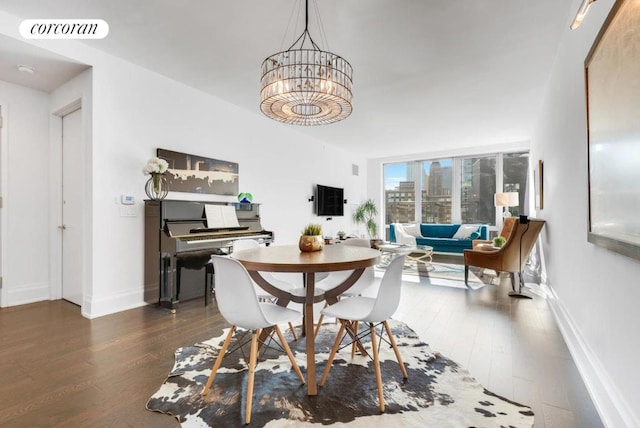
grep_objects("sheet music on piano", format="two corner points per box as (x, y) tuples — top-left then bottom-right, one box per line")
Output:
(204, 204), (240, 229)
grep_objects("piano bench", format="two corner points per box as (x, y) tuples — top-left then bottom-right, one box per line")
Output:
(176, 252), (216, 306)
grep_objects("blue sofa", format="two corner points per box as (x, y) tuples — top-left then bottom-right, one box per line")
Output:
(389, 223), (489, 254)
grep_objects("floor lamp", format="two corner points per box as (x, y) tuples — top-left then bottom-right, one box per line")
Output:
(509, 215), (533, 299)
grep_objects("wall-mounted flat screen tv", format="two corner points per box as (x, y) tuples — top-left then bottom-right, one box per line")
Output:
(316, 184), (344, 216)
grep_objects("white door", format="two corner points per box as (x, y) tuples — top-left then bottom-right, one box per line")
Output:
(61, 108), (83, 305)
(0, 106), (3, 306)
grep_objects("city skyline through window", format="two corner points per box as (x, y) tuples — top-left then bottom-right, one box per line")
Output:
(383, 152), (529, 236)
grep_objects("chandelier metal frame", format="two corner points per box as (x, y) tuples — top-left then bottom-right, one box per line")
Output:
(260, 0), (353, 126)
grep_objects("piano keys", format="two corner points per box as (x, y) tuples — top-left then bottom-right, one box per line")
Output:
(144, 199), (274, 311)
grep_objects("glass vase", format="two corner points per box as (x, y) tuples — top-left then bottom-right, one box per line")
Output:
(145, 174), (169, 200)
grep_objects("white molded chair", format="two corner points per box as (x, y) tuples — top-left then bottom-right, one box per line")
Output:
(230, 239), (299, 340)
(202, 256), (305, 425)
(314, 238), (378, 337)
(319, 255), (408, 412)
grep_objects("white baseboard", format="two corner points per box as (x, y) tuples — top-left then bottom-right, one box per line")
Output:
(2, 281), (50, 307)
(81, 288), (148, 319)
(546, 285), (639, 428)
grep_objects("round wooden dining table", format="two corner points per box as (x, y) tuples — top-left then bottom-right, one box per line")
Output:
(232, 243), (380, 395)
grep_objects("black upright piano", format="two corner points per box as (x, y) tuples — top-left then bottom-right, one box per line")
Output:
(144, 200), (274, 311)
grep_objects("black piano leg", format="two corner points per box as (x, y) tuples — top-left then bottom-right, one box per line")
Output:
(204, 269), (208, 306)
(176, 265), (181, 303)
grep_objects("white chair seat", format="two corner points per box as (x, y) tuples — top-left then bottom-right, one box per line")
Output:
(259, 303), (302, 325)
(321, 296), (377, 321)
(289, 286), (326, 298)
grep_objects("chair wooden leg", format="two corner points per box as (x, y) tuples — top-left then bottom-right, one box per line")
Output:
(274, 325), (305, 384)
(369, 323), (385, 412)
(319, 321), (346, 386)
(314, 313), (325, 339)
(510, 272), (516, 291)
(464, 265), (469, 286)
(314, 302), (329, 339)
(202, 325), (236, 395)
(245, 329), (260, 425)
(342, 320), (368, 357)
(288, 322), (298, 341)
(383, 320), (408, 379)
(351, 321), (359, 359)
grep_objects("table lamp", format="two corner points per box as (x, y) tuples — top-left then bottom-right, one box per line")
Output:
(494, 192), (519, 217)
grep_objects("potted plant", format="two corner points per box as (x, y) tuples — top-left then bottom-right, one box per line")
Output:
(299, 223), (323, 252)
(493, 235), (507, 248)
(337, 230), (346, 240)
(353, 199), (382, 248)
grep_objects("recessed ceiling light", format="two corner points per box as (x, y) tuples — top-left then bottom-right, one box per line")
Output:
(17, 64), (35, 74)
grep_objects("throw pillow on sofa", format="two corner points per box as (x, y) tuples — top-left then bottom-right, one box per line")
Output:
(392, 223), (418, 246)
(469, 231), (481, 240)
(452, 224), (481, 240)
(403, 223), (422, 237)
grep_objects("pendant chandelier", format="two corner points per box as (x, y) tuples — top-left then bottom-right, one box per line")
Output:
(260, 0), (353, 126)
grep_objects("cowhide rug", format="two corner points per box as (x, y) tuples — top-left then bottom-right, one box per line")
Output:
(147, 320), (534, 427)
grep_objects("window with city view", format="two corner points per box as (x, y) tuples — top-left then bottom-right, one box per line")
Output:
(383, 152), (529, 236)
(461, 156), (496, 224)
(422, 160), (453, 223)
(503, 152), (529, 218)
(383, 162), (416, 224)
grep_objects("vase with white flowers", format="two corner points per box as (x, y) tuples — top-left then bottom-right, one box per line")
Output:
(143, 157), (170, 200)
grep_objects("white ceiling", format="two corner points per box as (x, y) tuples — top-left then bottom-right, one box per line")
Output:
(0, 34), (89, 92)
(0, 0), (574, 158)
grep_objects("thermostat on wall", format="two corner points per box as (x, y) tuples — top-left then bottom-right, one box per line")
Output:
(121, 195), (135, 205)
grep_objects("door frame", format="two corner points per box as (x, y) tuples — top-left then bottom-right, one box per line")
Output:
(50, 99), (83, 303)
(0, 104), (6, 307)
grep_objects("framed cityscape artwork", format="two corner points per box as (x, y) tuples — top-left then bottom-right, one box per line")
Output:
(157, 148), (239, 196)
(585, 0), (640, 261)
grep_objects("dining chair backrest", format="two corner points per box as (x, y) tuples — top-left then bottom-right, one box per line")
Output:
(210, 255), (270, 330)
(364, 254), (405, 322)
(343, 238), (371, 248)
(343, 237), (375, 290)
(233, 238), (260, 252)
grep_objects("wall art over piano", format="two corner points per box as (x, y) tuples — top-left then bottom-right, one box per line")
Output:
(157, 149), (239, 196)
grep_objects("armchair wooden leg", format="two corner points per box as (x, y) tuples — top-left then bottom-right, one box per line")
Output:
(274, 325), (305, 384)
(319, 321), (347, 386)
(245, 329), (260, 425)
(383, 320), (408, 379)
(202, 325), (236, 395)
(369, 323), (385, 412)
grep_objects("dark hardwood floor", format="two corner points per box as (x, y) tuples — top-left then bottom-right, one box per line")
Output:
(0, 261), (603, 427)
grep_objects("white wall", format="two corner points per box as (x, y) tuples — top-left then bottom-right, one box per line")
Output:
(0, 80), (50, 306)
(531, 0), (640, 426)
(85, 58), (368, 318)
